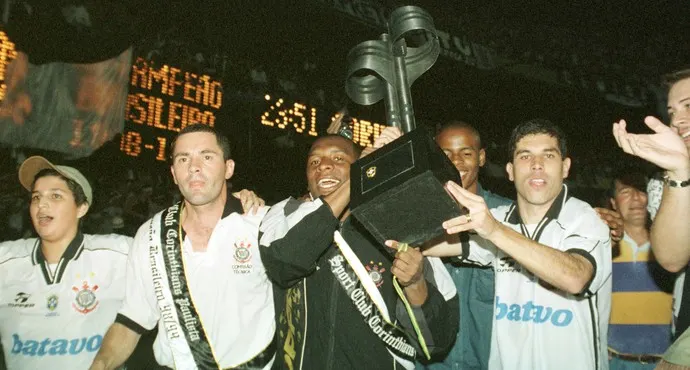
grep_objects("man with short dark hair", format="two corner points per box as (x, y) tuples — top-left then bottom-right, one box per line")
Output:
(259, 133), (459, 369)
(426, 119), (612, 369)
(421, 121), (511, 370)
(91, 124), (271, 370)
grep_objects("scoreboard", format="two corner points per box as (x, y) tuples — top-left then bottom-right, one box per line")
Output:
(121, 58), (386, 163)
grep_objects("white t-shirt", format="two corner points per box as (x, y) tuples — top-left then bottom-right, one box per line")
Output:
(648, 177), (685, 334)
(0, 233), (132, 370)
(463, 188), (612, 370)
(117, 205), (275, 369)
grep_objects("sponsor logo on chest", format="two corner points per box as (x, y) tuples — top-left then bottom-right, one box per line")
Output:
(10, 333), (102, 357)
(495, 295), (574, 327)
(8, 292), (35, 309)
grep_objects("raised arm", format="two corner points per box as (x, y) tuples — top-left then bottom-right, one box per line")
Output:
(651, 171), (690, 272)
(442, 181), (603, 295)
(259, 196), (343, 288)
(613, 117), (690, 272)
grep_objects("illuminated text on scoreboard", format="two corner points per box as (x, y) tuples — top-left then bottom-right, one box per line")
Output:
(261, 95), (384, 147)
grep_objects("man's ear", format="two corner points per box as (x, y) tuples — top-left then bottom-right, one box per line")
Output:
(225, 159), (236, 180)
(562, 157), (571, 179)
(77, 203), (89, 219)
(506, 162), (514, 182)
(170, 166), (179, 185)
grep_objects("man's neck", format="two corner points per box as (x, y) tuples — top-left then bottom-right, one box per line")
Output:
(181, 191), (227, 252)
(182, 192), (226, 228)
(517, 198), (554, 225)
(41, 231), (77, 264)
(624, 223), (649, 246)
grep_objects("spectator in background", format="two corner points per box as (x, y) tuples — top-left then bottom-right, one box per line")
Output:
(607, 169), (673, 368)
(421, 121), (512, 370)
(613, 67), (690, 368)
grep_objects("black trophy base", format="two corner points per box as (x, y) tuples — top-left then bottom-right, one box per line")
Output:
(350, 127), (463, 248)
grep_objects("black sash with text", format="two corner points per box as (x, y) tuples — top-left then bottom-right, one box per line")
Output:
(161, 203), (220, 369)
(327, 250), (417, 362)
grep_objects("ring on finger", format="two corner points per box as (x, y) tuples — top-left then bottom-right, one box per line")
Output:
(465, 213), (472, 223)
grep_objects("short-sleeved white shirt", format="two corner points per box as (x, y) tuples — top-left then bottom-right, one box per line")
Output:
(647, 177), (685, 335)
(118, 203), (275, 369)
(0, 233), (132, 370)
(464, 187), (612, 370)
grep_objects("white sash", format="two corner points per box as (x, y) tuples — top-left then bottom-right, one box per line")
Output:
(333, 231), (416, 370)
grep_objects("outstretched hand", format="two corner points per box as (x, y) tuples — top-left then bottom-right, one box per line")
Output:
(442, 181), (500, 239)
(612, 117), (689, 176)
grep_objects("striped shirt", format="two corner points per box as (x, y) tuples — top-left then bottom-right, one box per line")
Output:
(608, 234), (673, 355)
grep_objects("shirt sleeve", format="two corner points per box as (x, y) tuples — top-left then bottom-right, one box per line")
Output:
(562, 208), (612, 296)
(116, 220), (160, 333)
(259, 197), (339, 288)
(647, 177), (664, 221)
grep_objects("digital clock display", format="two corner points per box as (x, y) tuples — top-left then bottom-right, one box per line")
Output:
(120, 57), (223, 161)
(260, 94), (386, 147)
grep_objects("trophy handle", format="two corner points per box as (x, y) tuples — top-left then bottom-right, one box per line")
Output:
(345, 5), (439, 133)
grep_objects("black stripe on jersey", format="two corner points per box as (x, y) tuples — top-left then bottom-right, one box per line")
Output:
(222, 188), (244, 218)
(73, 240), (86, 260)
(115, 313), (148, 335)
(31, 239), (40, 265)
(587, 294), (600, 370)
(32, 233), (85, 284)
(39, 261), (52, 285)
(566, 247), (598, 297)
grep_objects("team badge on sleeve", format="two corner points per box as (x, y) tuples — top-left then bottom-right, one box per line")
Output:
(72, 281), (99, 314)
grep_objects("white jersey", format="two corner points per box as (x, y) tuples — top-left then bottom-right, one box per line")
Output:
(117, 201), (275, 369)
(463, 186), (612, 370)
(0, 233), (132, 370)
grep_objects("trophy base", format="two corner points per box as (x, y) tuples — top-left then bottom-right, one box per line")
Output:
(350, 127), (462, 248)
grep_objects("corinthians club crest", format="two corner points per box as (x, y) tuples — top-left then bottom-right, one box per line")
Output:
(366, 261), (386, 288)
(233, 240), (252, 263)
(72, 281), (99, 314)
